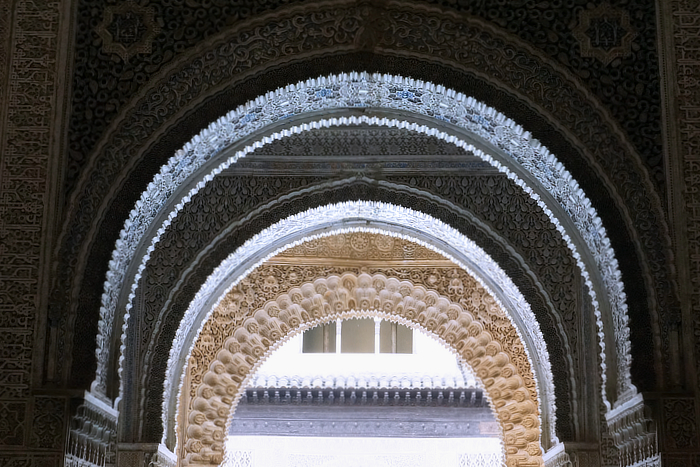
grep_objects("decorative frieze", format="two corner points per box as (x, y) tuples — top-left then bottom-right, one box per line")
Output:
(65, 394), (117, 467)
(238, 387), (487, 409)
(0, 0), (60, 403)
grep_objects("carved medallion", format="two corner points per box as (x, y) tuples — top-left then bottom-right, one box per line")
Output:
(573, 4), (637, 65)
(96, 1), (160, 62)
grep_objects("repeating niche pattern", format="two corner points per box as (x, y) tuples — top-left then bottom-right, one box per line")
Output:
(183, 272), (541, 466)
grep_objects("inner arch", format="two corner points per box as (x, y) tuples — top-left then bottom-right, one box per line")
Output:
(225, 318), (506, 467)
(180, 271), (541, 466)
(162, 206), (559, 455)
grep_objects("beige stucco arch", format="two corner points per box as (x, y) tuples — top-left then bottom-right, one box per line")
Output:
(180, 268), (542, 467)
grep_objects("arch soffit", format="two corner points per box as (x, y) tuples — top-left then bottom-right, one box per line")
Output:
(161, 209), (559, 451)
(98, 94), (628, 406)
(181, 272), (542, 467)
(58, 2), (670, 384)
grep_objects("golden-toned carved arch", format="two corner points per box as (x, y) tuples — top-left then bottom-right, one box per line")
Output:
(180, 269), (542, 467)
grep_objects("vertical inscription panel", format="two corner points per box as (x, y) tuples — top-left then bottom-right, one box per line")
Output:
(0, 0), (61, 458)
(673, 2), (700, 390)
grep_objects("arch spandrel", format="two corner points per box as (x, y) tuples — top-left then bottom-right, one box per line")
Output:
(182, 271), (541, 466)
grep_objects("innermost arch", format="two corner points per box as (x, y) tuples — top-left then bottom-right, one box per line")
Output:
(226, 323), (503, 467)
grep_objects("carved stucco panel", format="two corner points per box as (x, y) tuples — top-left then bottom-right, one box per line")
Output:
(182, 272), (541, 467)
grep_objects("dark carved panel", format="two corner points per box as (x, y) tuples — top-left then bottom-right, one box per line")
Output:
(0, 401), (25, 445)
(664, 398), (699, 450)
(29, 397), (66, 450)
(67, 0), (662, 196)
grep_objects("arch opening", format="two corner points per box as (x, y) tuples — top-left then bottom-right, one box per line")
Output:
(161, 206), (560, 455)
(179, 266), (542, 466)
(95, 74), (632, 421)
(222, 317), (507, 467)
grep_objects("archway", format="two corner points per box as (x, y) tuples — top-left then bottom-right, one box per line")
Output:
(58, 3), (662, 467)
(179, 265), (541, 466)
(161, 209), (558, 456)
(97, 75), (633, 409)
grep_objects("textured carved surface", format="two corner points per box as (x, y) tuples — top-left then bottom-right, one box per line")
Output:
(67, 0), (662, 194)
(606, 394), (658, 466)
(145, 193), (572, 446)
(672, 0), (700, 394)
(382, 174), (580, 362)
(0, 0), (61, 461)
(572, 3), (637, 65)
(0, 401), (26, 445)
(131, 175), (321, 375)
(30, 397), (65, 450)
(277, 232), (446, 261)
(95, 1), (161, 62)
(0, 0), (59, 402)
(183, 271), (541, 466)
(663, 398), (699, 450)
(0, 456), (62, 467)
(57, 1), (673, 404)
(65, 405), (117, 467)
(0, 0), (10, 113)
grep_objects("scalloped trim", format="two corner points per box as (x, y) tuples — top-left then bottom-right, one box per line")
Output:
(92, 72), (632, 426)
(165, 209), (556, 451)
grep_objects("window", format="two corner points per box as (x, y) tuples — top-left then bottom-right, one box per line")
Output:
(302, 318), (413, 354)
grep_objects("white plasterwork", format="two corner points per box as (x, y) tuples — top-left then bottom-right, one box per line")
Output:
(164, 203), (556, 453)
(93, 72), (632, 420)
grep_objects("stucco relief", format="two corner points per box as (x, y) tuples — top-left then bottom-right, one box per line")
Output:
(162, 208), (557, 451)
(182, 272), (541, 467)
(94, 75), (632, 409)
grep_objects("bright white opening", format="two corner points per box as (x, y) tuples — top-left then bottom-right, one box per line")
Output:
(251, 327), (478, 389)
(224, 321), (502, 467)
(223, 436), (504, 467)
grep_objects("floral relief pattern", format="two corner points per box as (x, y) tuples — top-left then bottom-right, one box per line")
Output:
(183, 270), (541, 466)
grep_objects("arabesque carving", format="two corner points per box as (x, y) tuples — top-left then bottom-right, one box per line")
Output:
(96, 76), (630, 407)
(277, 231), (446, 262)
(60, 0), (675, 405)
(181, 272), (542, 467)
